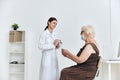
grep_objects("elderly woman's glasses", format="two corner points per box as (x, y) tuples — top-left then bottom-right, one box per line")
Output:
(80, 31), (84, 35)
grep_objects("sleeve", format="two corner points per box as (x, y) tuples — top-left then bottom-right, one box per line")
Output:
(38, 32), (55, 50)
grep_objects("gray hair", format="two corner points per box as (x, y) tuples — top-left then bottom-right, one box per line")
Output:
(81, 25), (95, 38)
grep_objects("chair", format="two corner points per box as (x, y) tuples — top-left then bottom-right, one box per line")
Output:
(93, 56), (102, 80)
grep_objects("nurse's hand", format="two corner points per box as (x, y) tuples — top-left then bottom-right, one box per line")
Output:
(56, 43), (60, 49)
(53, 39), (60, 48)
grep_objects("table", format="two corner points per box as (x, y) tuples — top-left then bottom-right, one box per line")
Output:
(103, 60), (120, 80)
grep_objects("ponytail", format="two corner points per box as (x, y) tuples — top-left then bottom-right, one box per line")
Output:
(44, 26), (48, 31)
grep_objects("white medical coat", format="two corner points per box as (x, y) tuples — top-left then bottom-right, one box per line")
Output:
(38, 29), (59, 80)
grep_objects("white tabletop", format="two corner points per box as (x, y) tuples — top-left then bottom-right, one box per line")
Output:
(103, 59), (120, 63)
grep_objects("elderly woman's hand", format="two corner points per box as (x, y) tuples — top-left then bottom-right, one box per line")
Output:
(62, 49), (70, 57)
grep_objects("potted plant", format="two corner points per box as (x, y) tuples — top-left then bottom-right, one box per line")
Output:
(11, 23), (19, 30)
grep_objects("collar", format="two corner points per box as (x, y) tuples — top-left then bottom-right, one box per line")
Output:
(46, 29), (54, 35)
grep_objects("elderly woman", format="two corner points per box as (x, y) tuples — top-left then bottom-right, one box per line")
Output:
(60, 25), (100, 80)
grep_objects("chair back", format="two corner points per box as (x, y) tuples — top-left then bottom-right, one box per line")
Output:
(94, 56), (102, 80)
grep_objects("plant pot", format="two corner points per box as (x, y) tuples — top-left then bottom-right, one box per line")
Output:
(14, 28), (17, 30)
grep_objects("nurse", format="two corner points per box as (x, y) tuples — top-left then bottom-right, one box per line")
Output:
(38, 17), (61, 80)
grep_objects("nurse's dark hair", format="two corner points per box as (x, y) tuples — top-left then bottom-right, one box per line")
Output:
(44, 17), (57, 31)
